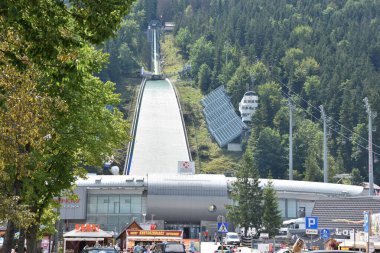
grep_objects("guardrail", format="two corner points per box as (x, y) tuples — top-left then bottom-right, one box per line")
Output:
(123, 78), (147, 175)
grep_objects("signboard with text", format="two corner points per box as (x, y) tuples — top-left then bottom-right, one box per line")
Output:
(75, 224), (100, 232)
(127, 230), (182, 237)
(306, 229), (318, 235)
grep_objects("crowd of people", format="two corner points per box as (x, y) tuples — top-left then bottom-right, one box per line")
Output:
(133, 242), (155, 253)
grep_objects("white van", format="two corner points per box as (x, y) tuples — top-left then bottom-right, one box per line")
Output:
(223, 232), (240, 245)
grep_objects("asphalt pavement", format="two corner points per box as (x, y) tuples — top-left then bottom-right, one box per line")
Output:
(201, 242), (253, 253)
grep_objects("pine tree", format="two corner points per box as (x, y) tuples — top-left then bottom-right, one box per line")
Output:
(227, 148), (263, 237)
(262, 177), (282, 238)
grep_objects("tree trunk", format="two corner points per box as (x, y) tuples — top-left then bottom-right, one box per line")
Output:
(17, 228), (26, 253)
(26, 224), (39, 253)
(3, 220), (16, 253)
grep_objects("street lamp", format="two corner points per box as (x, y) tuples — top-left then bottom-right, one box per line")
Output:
(142, 213), (146, 224)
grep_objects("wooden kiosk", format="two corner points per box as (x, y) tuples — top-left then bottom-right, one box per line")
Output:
(117, 221), (183, 252)
(63, 224), (114, 253)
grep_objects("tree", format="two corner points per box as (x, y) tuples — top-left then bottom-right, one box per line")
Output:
(189, 36), (215, 78)
(175, 27), (192, 57)
(351, 168), (363, 185)
(254, 127), (287, 178)
(226, 60), (253, 107)
(227, 148), (263, 237)
(262, 178), (282, 238)
(293, 119), (323, 177)
(1, 1), (133, 251)
(198, 63), (211, 93)
(252, 82), (282, 130)
(0, 56), (51, 252)
(304, 149), (323, 182)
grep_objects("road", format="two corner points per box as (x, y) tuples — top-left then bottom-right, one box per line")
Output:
(201, 242), (253, 253)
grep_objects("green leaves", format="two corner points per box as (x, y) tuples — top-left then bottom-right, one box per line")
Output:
(1, 0), (134, 248)
(262, 179), (282, 237)
(227, 148), (263, 236)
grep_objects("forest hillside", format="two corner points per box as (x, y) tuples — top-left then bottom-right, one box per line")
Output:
(157, 0), (380, 183)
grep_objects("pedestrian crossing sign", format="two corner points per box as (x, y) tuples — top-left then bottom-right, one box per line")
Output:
(218, 222), (228, 233)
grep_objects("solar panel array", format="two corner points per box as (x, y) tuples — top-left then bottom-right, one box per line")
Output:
(201, 86), (246, 147)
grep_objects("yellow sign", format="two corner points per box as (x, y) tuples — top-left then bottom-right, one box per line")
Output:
(127, 230), (182, 237)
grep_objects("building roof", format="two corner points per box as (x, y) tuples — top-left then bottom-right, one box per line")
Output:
(63, 229), (114, 238)
(226, 178), (364, 197)
(76, 174), (364, 198)
(148, 173), (228, 196)
(76, 174), (146, 187)
(311, 197), (380, 229)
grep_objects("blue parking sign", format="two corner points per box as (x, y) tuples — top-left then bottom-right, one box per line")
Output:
(306, 216), (318, 229)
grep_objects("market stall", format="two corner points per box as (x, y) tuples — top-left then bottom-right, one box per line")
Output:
(63, 224), (114, 253)
(117, 221), (182, 252)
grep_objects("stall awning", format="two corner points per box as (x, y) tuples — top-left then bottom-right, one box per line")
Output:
(63, 229), (113, 238)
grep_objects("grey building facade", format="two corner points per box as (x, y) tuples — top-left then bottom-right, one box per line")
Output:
(59, 174), (365, 239)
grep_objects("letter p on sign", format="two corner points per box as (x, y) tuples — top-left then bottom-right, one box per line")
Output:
(306, 216), (318, 229)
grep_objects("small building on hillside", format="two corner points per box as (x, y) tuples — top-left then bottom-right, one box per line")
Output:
(164, 22), (175, 32)
(239, 91), (258, 123)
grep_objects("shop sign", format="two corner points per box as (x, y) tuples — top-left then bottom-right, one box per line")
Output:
(127, 230), (182, 237)
(335, 228), (353, 236)
(75, 224), (100, 232)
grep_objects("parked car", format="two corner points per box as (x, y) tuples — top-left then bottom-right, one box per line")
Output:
(310, 251), (362, 253)
(223, 232), (240, 245)
(214, 245), (233, 253)
(152, 242), (186, 253)
(80, 246), (119, 253)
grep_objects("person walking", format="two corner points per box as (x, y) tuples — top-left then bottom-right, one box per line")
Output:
(133, 244), (141, 253)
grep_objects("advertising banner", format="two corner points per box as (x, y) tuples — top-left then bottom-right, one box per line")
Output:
(127, 230), (182, 237)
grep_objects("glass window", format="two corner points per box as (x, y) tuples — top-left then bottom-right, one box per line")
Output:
(131, 196), (141, 213)
(279, 199), (286, 218)
(165, 244), (185, 252)
(87, 215), (97, 224)
(88, 195), (97, 214)
(109, 195), (120, 214)
(108, 215), (119, 227)
(96, 215), (107, 228)
(97, 196), (108, 213)
(287, 199), (297, 218)
(120, 195), (131, 213)
(118, 215), (133, 229)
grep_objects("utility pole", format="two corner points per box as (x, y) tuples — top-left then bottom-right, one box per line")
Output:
(364, 97), (377, 196)
(319, 105), (328, 183)
(289, 99), (295, 180)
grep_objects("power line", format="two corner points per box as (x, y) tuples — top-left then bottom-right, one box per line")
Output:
(280, 90), (380, 157)
(273, 75), (380, 151)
